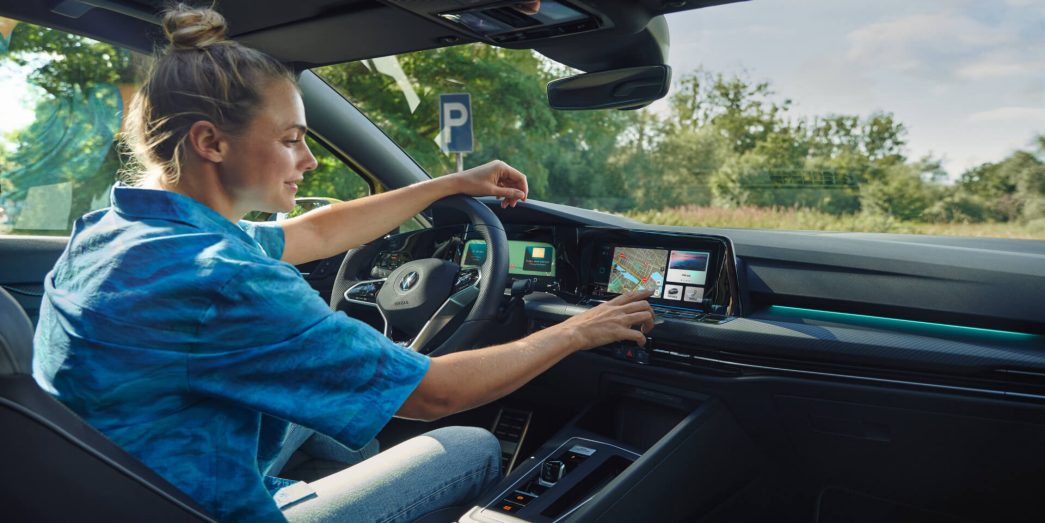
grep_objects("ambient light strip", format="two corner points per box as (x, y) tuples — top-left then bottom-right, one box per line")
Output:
(768, 305), (1040, 341)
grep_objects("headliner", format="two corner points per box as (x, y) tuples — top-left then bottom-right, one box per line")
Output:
(0, 0), (743, 71)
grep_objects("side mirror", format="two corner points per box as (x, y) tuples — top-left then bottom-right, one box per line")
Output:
(547, 65), (672, 111)
(274, 197), (341, 221)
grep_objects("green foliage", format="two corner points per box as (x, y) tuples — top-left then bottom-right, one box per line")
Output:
(6, 21), (140, 96)
(626, 204), (1045, 239)
(923, 192), (991, 224)
(314, 45), (643, 210)
(298, 136), (371, 200)
(0, 21), (141, 234)
(859, 164), (934, 221)
(958, 148), (1045, 223)
(2, 20), (1042, 239)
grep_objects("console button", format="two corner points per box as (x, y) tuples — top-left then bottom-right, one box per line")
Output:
(505, 491), (535, 506)
(498, 502), (521, 513)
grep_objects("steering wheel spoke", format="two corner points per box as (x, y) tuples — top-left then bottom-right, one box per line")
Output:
(409, 269), (481, 352)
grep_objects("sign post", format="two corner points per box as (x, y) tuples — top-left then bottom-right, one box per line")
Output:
(438, 93), (473, 172)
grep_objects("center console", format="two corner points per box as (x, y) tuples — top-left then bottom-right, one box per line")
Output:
(459, 377), (757, 523)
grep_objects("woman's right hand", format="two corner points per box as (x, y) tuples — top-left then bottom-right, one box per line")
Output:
(557, 289), (657, 350)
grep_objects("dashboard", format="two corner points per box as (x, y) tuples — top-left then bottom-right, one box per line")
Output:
(357, 224), (739, 323)
(324, 201), (1045, 523)
(332, 204), (1044, 396)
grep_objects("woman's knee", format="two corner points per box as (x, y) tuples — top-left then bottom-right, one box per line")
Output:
(423, 426), (501, 474)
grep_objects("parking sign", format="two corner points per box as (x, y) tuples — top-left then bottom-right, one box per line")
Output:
(439, 93), (473, 153)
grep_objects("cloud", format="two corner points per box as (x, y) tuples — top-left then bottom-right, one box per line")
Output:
(967, 106), (1045, 124)
(956, 60), (1044, 80)
(846, 11), (1014, 77)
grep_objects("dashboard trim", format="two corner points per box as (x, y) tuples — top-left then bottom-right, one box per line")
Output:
(675, 352), (1045, 403)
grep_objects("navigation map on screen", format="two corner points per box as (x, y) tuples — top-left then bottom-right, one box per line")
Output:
(607, 247), (668, 298)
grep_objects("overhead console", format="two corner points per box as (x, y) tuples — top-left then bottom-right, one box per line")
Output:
(383, 0), (603, 45)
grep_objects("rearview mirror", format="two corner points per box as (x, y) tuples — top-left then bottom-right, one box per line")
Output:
(547, 65), (671, 111)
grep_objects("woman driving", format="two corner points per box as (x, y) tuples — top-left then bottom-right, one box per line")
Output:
(32, 4), (655, 522)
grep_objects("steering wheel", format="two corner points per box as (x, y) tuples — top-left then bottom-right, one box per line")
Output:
(329, 195), (508, 356)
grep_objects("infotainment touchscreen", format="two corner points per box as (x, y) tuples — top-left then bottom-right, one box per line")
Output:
(607, 247), (668, 298)
(462, 239), (556, 278)
(605, 246), (712, 306)
(667, 250), (709, 285)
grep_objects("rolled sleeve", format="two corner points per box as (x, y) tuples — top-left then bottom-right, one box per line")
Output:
(238, 220), (285, 260)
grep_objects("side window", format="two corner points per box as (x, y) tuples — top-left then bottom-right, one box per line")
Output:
(0, 18), (147, 236)
(297, 135), (372, 203)
(264, 136), (428, 234)
(246, 135), (375, 221)
(0, 18), (420, 234)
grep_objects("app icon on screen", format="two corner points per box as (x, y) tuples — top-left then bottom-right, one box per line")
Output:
(664, 284), (683, 300)
(683, 286), (704, 303)
(523, 245), (552, 273)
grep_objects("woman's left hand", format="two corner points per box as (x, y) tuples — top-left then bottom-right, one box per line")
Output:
(450, 160), (529, 208)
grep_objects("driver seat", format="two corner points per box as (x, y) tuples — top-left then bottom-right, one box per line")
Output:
(0, 287), (214, 521)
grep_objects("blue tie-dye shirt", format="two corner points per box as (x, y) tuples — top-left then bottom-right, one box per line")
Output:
(32, 185), (430, 521)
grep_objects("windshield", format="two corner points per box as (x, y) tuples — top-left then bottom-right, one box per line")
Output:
(313, 3), (1042, 240)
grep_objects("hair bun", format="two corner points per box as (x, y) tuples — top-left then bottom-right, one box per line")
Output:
(162, 3), (228, 50)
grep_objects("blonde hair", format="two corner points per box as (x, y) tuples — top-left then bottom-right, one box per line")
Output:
(121, 3), (295, 186)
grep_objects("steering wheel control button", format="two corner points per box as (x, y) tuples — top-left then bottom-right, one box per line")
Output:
(452, 267), (481, 294)
(344, 280), (385, 305)
(539, 460), (566, 487)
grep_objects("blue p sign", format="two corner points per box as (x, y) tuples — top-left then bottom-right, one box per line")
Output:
(439, 93), (473, 153)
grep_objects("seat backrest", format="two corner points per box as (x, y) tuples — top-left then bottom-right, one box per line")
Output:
(0, 288), (215, 521)
(0, 286), (34, 375)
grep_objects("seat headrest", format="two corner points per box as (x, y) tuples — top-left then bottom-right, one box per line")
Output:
(0, 287), (35, 375)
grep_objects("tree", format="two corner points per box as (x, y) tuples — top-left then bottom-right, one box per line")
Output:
(958, 150), (1045, 222)
(0, 21), (138, 232)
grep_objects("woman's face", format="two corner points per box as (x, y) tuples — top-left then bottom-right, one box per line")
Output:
(221, 79), (317, 214)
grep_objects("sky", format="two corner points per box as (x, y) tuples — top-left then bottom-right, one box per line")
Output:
(654, 0), (1045, 179)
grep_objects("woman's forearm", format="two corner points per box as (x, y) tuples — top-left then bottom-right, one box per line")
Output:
(396, 326), (583, 421)
(279, 175), (460, 265)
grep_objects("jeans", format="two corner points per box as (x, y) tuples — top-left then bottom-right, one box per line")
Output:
(271, 426), (502, 523)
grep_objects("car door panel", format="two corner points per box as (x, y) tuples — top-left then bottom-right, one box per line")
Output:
(0, 236), (66, 326)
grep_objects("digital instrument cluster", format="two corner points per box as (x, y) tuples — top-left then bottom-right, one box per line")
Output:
(461, 239), (557, 279)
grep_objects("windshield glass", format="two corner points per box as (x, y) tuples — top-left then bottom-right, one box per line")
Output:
(312, 3), (1044, 239)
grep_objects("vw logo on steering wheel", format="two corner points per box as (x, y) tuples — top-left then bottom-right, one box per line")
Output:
(399, 271), (420, 291)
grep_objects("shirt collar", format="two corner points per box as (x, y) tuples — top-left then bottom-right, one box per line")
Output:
(110, 184), (256, 244)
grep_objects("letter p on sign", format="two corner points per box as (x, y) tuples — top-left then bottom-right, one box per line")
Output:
(439, 93), (473, 153)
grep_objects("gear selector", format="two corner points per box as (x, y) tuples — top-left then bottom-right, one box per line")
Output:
(538, 460), (566, 487)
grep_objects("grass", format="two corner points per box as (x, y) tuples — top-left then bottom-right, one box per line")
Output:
(624, 205), (1045, 240)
